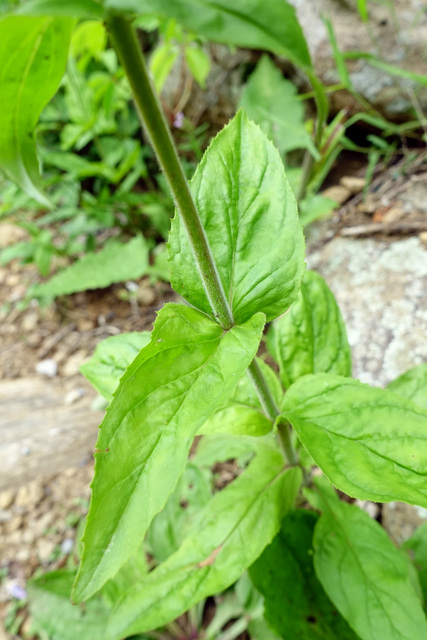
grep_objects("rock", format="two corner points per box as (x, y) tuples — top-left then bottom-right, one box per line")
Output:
(0, 489), (15, 510)
(64, 388), (86, 405)
(0, 223), (28, 248)
(15, 481), (45, 509)
(382, 502), (427, 544)
(36, 358), (58, 378)
(354, 499), (380, 519)
(136, 283), (156, 306)
(308, 236), (427, 386)
(60, 538), (74, 555)
(382, 205), (405, 224)
(289, 0), (427, 119)
(339, 176), (366, 194)
(5, 516), (23, 534)
(419, 231), (427, 246)
(21, 312), (38, 333)
(36, 538), (57, 563)
(62, 352), (87, 377)
(321, 185), (351, 205)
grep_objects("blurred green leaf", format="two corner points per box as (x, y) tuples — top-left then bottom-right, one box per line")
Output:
(185, 45), (210, 87)
(388, 363), (427, 410)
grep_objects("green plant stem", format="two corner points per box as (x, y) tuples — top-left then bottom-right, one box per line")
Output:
(107, 14), (233, 330)
(247, 360), (298, 465)
(108, 15), (298, 465)
(296, 148), (314, 203)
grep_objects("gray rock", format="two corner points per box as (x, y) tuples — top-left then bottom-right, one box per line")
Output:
(35, 358), (58, 378)
(289, 0), (427, 118)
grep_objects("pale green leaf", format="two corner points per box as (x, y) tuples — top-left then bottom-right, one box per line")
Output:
(31, 236), (150, 301)
(268, 271), (351, 388)
(16, 0), (103, 18)
(185, 45), (210, 88)
(28, 570), (109, 640)
(169, 111), (305, 324)
(313, 478), (427, 640)
(150, 41), (179, 93)
(107, 453), (302, 638)
(198, 358), (282, 437)
(0, 15), (73, 204)
(239, 55), (316, 156)
(104, 0), (312, 70)
(193, 433), (278, 468)
(388, 363), (427, 410)
(282, 374), (427, 507)
(80, 332), (152, 402)
(250, 509), (358, 639)
(72, 304), (265, 602)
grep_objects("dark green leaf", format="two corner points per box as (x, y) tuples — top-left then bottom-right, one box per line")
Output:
(198, 358), (282, 437)
(388, 363), (427, 410)
(239, 55), (317, 156)
(31, 236), (150, 301)
(28, 570), (109, 640)
(107, 453), (302, 638)
(0, 15), (73, 204)
(80, 332), (152, 402)
(16, 0), (103, 18)
(169, 111), (305, 324)
(403, 522), (427, 606)
(268, 271), (351, 388)
(104, 0), (312, 69)
(250, 509), (358, 639)
(282, 373), (427, 507)
(313, 478), (427, 640)
(72, 304), (265, 602)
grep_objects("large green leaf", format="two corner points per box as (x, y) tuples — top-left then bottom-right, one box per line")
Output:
(169, 111), (305, 324)
(104, 0), (312, 70)
(16, 0), (103, 18)
(31, 235), (150, 302)
(80, 332), (152, 402)
(403, 522), (427, 606)
(72, 304), (265, 602)
(107, 453), (302, 638)
(239, 55), (317, 157)
(313, 478), (427, 640)
(198, 358), (282, 437)
(268, 271), (351, 388)
(282, 374), (427, 507)
(388, 363), (427, 410)
(250, 509), (358, 639)
(0, 15), (73, 204)
(28, 570), (109, 640)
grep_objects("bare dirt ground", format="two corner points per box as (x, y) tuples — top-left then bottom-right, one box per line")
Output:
(1, 149), (426, 638)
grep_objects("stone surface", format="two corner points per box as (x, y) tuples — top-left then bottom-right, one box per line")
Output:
(382, 502), (427, 544)
(308, 236), (427, 386)
(289, 0), (427, 118)
(35, 358), (58, 378)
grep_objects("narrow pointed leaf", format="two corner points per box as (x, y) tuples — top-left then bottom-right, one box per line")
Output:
(282, 373), (427, 507)
(198, 359), (282, 437)
(72, 304), (265, 602)
(313, 478), (427, 640)
(268, 271), (351, 388)
(388, 363), (427, 410)
(169, 111), (305, 324)
(16, 0), (103, 18)
(0, 16), (73, 204)
(250, 509), (358, 639)
(104, 0), (312, 69)
(107, 454), (301, 638)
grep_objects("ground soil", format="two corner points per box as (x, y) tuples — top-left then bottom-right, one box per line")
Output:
(1, 148), (426, 639)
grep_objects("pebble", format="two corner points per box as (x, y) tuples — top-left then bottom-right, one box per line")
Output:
(21, 312), (38, 333)
(5, 516), (23, 534)
(62, 352), (87, 377)
(419, 231), (427, 246)
(0, 489), (15, 510)
(61, 538), (74, 555)
(321, 185), (352, 205)
(15, 482), (45, 509)
(36, 358), (58, 377)
(64, 388), (86, 405)
(339, 176), (366, 194)
(136, 284), (156, 306)
(37, 538), (57, 563)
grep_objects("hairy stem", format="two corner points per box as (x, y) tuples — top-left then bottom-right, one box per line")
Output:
(107, 15), (233, 330)
(108, 15), (298, 465)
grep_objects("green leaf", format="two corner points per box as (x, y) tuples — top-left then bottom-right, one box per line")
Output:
(239, 55), (317, 157)
(28, 570), (109, 640)
(185, 45), (210, 88)
(403, 522), (427, 605)
(250, 509), (358, 639)
(107, 454), (302, 638)
(72, 304), (265, 603)
(282, 373), (427, 507)
(169, 110), (305, 324)
(104, 0), (312, 70)
(31, 235), (150, 302)
(313, 478), (427, 640)
(193, 433), (277, 468)
(268, 271), (351, 388)
(80, 332), (152, 402)
(388, 363), (427, 410)
(0, 15), (73, 204)
(16, 0), (103, 18)
(150, 41), (179, 93)
(198, 358), (282, 437)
